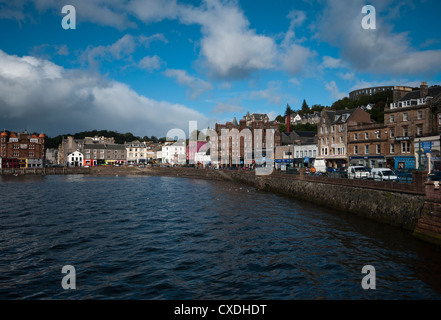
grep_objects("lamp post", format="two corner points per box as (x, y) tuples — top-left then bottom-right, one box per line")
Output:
(418, 139), (422, 171)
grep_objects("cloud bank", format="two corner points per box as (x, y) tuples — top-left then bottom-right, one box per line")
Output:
(0, 50), (209, 137)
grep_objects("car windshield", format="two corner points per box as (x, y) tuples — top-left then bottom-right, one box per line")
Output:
(382, 170), (395, 176)
(354, 168), (368, 172)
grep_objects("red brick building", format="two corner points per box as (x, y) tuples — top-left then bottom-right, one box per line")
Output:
(0, 131), (46, 168)
(212, 113), (282, 167)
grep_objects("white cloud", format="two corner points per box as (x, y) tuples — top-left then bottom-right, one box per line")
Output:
(317, 0), (441, 75)
(338, 72), (355, 80)
(178, 0), (277, 79)
(211, 102), (243, 115)
(164, 68), (213, 100)
(79, 33), (167, 69)
(289, 78), (302, 87)
(325, 81), (346, 100)
(138, 55), (164, 72)
(250, 81), (283, 105)
(322, 56), (343, 69)
(0, 50), (209, 137)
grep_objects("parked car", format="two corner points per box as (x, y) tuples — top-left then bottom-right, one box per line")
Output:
(371, 168), (398, 181)
(347, 166), (370, 179)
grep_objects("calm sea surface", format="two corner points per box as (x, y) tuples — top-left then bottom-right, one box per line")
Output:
(1, 174), (441, 300)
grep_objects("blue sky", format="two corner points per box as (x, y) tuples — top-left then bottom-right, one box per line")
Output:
(1, 0), (441, 138)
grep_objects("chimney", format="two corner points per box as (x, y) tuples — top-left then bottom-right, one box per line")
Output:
(286, 115), (291, 133)
(420, 82), (428, 98)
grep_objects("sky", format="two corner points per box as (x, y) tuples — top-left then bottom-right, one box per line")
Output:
(0, 0), (441, 138)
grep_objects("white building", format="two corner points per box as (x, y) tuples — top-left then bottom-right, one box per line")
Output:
(67, 150), (83, 167)
(294, 144), (318, 168)
(162, 141), (186, 164)
(126, 141), (148, 164)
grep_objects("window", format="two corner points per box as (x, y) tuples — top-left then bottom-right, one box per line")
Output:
(402, 142), (410, 153)
(377, 132), (381, 139)
(403, 113), (408, 121)
(418, 110), (423, 120)
(439, 114), (441, 125)
(376, 144), (380, 154)
(390, 129), (395, 138)
(331, 126), (334, 133)
(354, 133), (358, 140)
(417, 125), (423, 136)
(313, 150), (317, 158)
(390, 115), (395, 123)
(340, 136), (343, 143)
(354, 146), (358, 154)
(365, 145), (369, 154)
(325, 127), (328, 133)
(332, 137), (335, 144)
(390, 144), (395, 153)
(365, 133), (369, 140)
(403, 127), (408, 137)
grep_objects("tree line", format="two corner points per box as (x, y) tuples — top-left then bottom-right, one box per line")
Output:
(275, 89), (393, 132)
(45, 130), (166, 149)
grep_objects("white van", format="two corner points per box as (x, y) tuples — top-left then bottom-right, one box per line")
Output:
(371, 168), (398, 181)
(347, 166), (370, 179)
(313, 159), (327, 173)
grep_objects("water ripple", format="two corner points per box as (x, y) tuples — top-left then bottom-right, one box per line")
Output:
(1, 175), (441, 299)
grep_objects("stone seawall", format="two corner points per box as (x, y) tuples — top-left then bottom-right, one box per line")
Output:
(225, 170), (425, 232)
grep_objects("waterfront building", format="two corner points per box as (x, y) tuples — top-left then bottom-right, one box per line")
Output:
(274, 145), (294, 170)
(213, 112), (282, 167)
(0, 131), (46, 168)
(317, 107), (372, 169)
(161, 141), (186, 164)
(58, 136), (84, 165)
(385, 82), (441, 170)
(347, 122), (388, 168)
(58, 136), (116, 165)
(45, 148), (58, 166)
(293, 144), (318, 168)
(83, 143), (126, 166)
(186, 141), (208, 164)
(126, 140), (148, 164)
(67, 150), (83, 167)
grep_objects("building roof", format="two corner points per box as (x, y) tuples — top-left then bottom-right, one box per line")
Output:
(84, 144), (126, 150)
(325, 108), (356, 124)
(1, 132), (7, 136)
(400, 85), (441, 101)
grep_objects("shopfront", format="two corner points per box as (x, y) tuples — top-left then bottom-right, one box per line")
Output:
(349, 156), (385, 168)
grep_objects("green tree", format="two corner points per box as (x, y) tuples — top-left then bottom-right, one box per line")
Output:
(300, 99), (310, 116)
